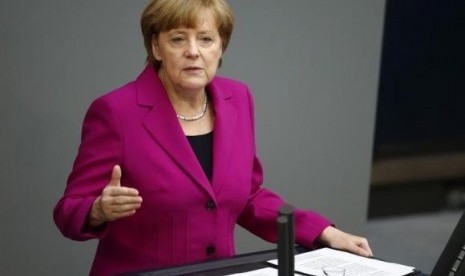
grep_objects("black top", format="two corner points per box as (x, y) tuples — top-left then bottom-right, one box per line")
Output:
(186, 132), (213, 181)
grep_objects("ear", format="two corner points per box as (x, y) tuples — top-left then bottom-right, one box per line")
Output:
(151, 35), (161, 61)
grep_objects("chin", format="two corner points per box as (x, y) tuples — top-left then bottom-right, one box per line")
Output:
(180, 82), (209, 91)
(180, 78), (210, 90)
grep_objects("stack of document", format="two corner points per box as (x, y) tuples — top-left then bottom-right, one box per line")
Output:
(272, 248), (416, 276)
(228, 248), (416, 276)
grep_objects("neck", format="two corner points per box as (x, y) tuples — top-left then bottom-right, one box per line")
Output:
(176, 94), (208, 122)
(158, 69), (208, 121)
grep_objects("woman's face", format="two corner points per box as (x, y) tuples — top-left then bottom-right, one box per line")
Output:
(152, 9), (223, 94)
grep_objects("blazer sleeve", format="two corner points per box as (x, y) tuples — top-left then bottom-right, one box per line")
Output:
(236, 89), (332, 249)
(53, 96), (122, 241)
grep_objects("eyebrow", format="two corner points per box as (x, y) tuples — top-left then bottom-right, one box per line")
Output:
(168, 28), (215, 35)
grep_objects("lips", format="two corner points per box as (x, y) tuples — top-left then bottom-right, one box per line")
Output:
(184, 66), (202, 71)
(182, 67), (204, 75)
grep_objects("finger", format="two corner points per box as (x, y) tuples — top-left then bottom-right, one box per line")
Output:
(100, 193), (142, 208)
(353, 241), (373, 257)
(105, 210), (137, 221)
(107, 187), (140, 197)
(360, 242), (373, 257)
(113, 209), (138, 220)
(113, 202), (142, 213)
(355, 237), (373, 254)
(111, 195), (143, 205)
(107, 203), (141, 220)
(109, 165), (122, 187)
(100, 201), (141, 220)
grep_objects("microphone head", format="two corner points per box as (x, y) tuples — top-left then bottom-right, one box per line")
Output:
(279, 204), (295, 216)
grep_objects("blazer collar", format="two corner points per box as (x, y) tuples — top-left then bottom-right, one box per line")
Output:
(136, 64), (237, 197)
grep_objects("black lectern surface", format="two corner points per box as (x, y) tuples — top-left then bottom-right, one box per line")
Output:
(118, 247), (307, 276)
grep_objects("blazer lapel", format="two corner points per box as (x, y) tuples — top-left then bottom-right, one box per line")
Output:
(208, 81), (238, 193)
(136, 65), (213, 197)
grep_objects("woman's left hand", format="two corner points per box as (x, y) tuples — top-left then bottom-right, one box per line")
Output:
(317, 226), (373, 257)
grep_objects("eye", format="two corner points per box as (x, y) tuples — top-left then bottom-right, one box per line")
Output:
(199, 36), (214, 45)
(170, 36), (186, 46)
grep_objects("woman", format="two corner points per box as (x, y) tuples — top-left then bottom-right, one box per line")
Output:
(54, 0), (373, 275)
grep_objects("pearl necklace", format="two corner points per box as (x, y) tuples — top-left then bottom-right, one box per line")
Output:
(176, 95), (208, 122)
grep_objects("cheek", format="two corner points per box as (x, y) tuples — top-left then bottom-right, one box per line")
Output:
(162, 50), (183, 66)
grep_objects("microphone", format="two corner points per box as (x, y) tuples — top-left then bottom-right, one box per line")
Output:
(277, 204), (295, 276)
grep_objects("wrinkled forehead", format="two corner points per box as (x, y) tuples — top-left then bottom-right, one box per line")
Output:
(159, 8), (218, 32)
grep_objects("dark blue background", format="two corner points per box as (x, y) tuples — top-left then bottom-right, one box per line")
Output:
(374, 0), (465, 157)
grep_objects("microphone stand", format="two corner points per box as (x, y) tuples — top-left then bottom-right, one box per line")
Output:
(277, 204), (295, 276)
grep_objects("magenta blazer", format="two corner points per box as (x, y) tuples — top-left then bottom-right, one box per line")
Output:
(54, 64), (331, 276)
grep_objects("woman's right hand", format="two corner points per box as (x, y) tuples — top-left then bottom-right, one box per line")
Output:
(88, 165), (143, 228)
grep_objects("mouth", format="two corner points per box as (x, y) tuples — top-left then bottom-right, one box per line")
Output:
(183, 66), (203, 72)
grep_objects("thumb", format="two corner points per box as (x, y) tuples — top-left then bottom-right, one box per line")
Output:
(109, 165), (122, 187)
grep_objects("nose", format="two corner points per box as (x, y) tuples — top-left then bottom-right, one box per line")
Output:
(184, 39), (200, 58)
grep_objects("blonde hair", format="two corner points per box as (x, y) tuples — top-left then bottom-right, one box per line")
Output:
(141, 0), (234, 68)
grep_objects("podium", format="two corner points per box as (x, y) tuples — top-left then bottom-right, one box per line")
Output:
(118, 246), (427, 276)
(118, 246), (308, 276)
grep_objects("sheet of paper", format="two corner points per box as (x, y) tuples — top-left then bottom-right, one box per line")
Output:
(225, 267), (301, 276)
(268, 248), (415, 276)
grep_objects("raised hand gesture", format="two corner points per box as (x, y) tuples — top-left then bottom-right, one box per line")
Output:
(88, 165), (143, 228)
